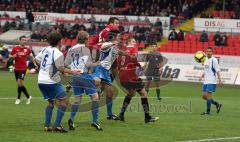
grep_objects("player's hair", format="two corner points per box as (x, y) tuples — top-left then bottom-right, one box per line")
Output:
(77, 31), (89, 44)
(19, 36), (26, 40)
(151, 43), (157, 46)
(108, 17), (119, 24)
(47, 32), (62, 47)
(206, 47), (213, 50)
(127, 37), (135, 44)
(105, 30), (120, 42)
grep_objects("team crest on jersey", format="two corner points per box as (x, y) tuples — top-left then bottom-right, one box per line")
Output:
(24, 49), (28, 53)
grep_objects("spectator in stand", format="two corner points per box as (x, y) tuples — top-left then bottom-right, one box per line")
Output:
(3, 12), (10, 18)
(215, 0), (222, 11)
(200, 12), (208, 18)
(154, 18), (163, 36)
(147, 28), (158, 45)
(31, 31), (42, 41)
(200, 30), (208, 42)
(214, 31), (222, 46)
(3, 21), (11, 32)
(26, 10), (34, 31)
(221, 33), (228, 46)
(168, 29), (178, 40)
(177, 29), (184, 41)
(0, 46), (10, 69)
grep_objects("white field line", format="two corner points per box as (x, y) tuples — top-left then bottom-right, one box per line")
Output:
(178, 136), (240, 142)
(0, 96), (173, 100)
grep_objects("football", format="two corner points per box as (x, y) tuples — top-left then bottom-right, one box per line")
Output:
(194, 51), (206, 63)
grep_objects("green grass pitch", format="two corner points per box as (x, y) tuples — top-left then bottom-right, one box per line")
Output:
(0, 71), (240, 142)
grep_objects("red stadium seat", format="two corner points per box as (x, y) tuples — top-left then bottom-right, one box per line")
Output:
(185, 40), (191, 47)
(185, 44), (191, 49)
(61, 38), (67, 45)
(203, 42), (208, 48)
(191, 34), (197, 42)
(65, 39), (72, 46)
(192, 48), (197, 53)
(185, 34), (191, 40)
(191, 41), (197, 48)
(184, 48), (191, 53)
(139, 42), (145, 48)
(71, 39), (77, 46)
(178, 48), (185, 53)
(179, 41), (184, 48)
(172, 41), (178, 48)
(209, 42), (215, 47)
(209, 34), (214, 41)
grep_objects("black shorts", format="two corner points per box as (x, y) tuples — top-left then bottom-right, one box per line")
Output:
(120, 79), (145, 92)
(14, 70), (26, 81)
(146, 75), (160, 81)
(146, 70), (161, 81)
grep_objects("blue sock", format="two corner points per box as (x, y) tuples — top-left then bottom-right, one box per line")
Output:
(54, 105), (66, 127)
(210, 99), (219, 106)
(106, 96), (113, 116)
(92, 101), (99, 123)
(45, 105), (54, 127)
(206, 99), (211, 113)
(70, 102), (80, 121)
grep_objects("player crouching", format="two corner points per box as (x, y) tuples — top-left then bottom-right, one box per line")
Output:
(34, 32), (82, 133)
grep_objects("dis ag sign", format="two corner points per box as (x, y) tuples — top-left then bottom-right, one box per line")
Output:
(204, 20), (225, 28)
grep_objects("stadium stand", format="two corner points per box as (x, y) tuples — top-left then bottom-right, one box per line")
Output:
(0, 0), (239, 56)
(0, 0), (210, 18)
(200, 0), (240, 19)
(160, 33), (240, 56)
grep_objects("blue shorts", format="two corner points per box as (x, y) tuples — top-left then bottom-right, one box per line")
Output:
(202, 84), (217, 93)
(71, 73), (98, 96)
(92, 66), (112, 85)
(38, 83), (66, 100)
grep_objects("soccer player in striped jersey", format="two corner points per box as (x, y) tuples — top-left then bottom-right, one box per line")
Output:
(199, 47), (223, 115)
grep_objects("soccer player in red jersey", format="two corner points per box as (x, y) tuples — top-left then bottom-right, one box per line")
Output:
(116, 37), (159, 123)
(10, 36), (36, 105)
(88, 17), (120, 50)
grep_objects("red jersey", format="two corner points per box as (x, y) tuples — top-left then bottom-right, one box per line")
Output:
(118, 45), (141, 82)
(11, 46), (31, 71)
(88, 24), (118, 49)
